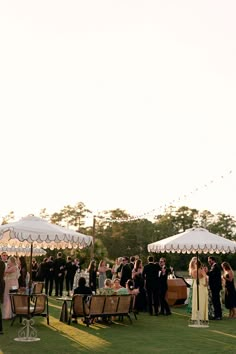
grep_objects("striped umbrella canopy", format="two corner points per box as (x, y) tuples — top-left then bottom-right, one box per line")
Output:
(0, 215), (93, 288)
(0, 215), (93, 250)
(0, 245), (46, 257)
(147, 228), (236, 254)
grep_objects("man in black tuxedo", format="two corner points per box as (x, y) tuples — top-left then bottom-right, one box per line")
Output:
(207, 256), (222, 320)
(1, 252), (8, 268)
(158, 257), (171, 315)
(45, 256), (54, 296)
(142, 256), (161, 315)
(129, 256), (135, 270)
(120, 257), (132, 287)
(54, 252), (66, 297)
(65, 256), (76, 296)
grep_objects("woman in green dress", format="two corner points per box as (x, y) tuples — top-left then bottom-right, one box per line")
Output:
(187, 256), (197, 314)
(190, 259), (208, 323)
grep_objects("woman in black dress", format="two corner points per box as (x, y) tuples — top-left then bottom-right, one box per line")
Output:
(18, 256), (28, 289)
(31, 258), (39, 282)
(132, 259), (147, 312)
(221, 262), (236, 318)
(87, 260), (97, 293)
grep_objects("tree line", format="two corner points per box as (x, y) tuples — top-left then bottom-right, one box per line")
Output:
(1, 203), (236, 271)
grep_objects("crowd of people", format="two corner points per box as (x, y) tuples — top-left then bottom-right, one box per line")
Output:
(86, 255), (173, 316)
(188, 256), (236, 324)
(1, 250), (236, 334)
(70, 254), (173, 324)
(0, 252), (30, 321)
(0, 252), (29, 333)
(0, 252), (174, 327)
(0, 252), (81, 323)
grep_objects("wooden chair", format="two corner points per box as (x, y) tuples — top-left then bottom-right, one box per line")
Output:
(103, 295), (119, 316)
(10, 294), (32, 326)
(32, 282), (44, 294)
(130, 294), (138, 320)
(68, 294), (90, 325)
(10, 293), (49, 326)
(86, 295), (106, 326)
(32, 294), (49, 325)
(116, 295), (132, 323)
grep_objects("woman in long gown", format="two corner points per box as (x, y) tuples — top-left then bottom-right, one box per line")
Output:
(98, 260), (109, 289)
(31, 258), (39, 282)
(221, 261), (236, 318)
(187, 256), (197, 314)
(132, 259), (146, 312)
(111, 257), (123, 280)
(2, 256), (19, 319)
(87, 260), (97, 293)
(190, 259), (208, 323)
(18, 256), (28, 289)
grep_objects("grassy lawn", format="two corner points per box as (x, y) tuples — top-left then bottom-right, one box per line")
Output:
(1, 299), (236, 354)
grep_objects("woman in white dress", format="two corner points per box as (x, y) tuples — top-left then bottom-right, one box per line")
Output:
(190, 259), (208, 323)
(111, 257), (123, 280)
(2, 257), (19, 319)
(187, 256), (197, 314)
(98, 260), (109, 288)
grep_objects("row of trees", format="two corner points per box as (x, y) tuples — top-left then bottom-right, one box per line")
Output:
(1, 204), (236, 270)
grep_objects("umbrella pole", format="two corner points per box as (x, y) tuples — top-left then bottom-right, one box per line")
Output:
(197, 251), (199, 312)
(196, 251), (200, 325)
(28, 243), (33, 294)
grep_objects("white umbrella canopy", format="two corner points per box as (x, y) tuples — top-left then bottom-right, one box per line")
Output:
(0, 245), (46, 257)
(147, 227), (236, 254)
(0, 215), (93, 289)
(148, 227), (236, 328)
(0, 215), (93, 250)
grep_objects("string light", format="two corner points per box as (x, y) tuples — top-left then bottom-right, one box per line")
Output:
(0, 170), (233, 225)
(94, 169), (233, 223)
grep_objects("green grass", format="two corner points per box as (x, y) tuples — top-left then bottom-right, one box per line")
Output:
(1, 299), (236, 354)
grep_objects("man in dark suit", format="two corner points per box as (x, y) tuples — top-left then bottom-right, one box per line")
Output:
(120, 256), (132, 287)
(142, 256), (161, 315)
(65, 256), (76, 296)
(1, 252), (8, 267)
(207, 256), (222, 320)
(54, 252), (66, 297)
(158, 257), (171, 315)
(129, 256), (135, 270)
(45, 256), (54, 296)
(0, 256), (5, 334)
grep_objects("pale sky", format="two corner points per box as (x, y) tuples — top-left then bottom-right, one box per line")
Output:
(0, 1), (235, 222)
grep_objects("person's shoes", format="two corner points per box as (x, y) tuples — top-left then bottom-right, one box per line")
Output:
(214, 317), (222, 320)
(166, 312), (172, 316)
(72, 319), (78, 324)
(159, 312), (165, 315)
(0, 331), (3, 335)
(95, 319), (103, 323)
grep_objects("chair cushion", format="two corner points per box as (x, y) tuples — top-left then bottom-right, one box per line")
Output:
(15, 306), (35, 315)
